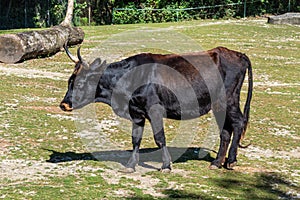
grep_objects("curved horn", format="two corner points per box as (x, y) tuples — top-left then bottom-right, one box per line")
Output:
(77, 47), (89, 69)
(64, 43), (79, 63)
(77, 47), (83, 62)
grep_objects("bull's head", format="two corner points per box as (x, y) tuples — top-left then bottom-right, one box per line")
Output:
(60, 45), (105, 112)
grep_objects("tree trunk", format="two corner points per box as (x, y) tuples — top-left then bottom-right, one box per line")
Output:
(5, 0), (12, 19)
(0, 0), (84, 64)
(61, 0), (75, 26)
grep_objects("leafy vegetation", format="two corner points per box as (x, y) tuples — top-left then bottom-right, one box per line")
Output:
(1, 0), (299, 28)
(0, 19), (299, 199)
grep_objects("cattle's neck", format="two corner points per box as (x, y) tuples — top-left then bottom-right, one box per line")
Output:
(94, 59), (134, 106)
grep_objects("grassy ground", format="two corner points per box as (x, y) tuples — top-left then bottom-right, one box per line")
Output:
(0, 19), (299, 199)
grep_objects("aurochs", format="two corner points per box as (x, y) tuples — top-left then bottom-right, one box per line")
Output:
(60, 45), (253, 173)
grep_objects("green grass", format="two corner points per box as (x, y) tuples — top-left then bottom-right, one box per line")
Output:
(0, 19), (299, 199)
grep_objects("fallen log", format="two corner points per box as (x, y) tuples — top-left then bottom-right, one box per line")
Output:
(0, 25), (84, 63)
(268, 12), (300, 25)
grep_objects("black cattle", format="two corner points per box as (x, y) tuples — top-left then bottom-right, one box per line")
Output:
(60, 45), (253, 172)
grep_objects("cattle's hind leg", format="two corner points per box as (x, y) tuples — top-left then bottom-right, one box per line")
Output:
(210, 108), (233, 169)
(226, 107), (245, 169)
(122, 119), (145, 173)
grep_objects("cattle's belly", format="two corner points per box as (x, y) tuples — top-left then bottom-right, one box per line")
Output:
(164, 102), (211, 120)
(158, 85), (212, 120)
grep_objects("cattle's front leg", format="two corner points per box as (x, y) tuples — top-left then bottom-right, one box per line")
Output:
(149, 104), (172, 172)
(122, 120), (145, 173)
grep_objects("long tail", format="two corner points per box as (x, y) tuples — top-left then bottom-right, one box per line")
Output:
(239, 55), (253, 148)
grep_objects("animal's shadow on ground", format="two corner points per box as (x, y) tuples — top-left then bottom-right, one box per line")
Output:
(45, 147), (215, 170)
(45, 148), (297, 199)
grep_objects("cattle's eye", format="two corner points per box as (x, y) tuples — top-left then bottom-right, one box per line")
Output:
(75, 81), (85, 89)
(68, 79), (73, 87)
(68, 74), (76, 86)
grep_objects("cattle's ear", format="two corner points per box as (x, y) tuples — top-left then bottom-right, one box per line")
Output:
(91, 58), (107, 73)
(210, 52), (219, 66)
(90, 58), (101, 70)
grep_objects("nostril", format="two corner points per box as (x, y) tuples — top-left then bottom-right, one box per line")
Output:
(60, 102), (73, 112)
(60, 103), (66, 111)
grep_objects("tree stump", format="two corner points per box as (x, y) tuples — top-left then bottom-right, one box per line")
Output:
(268, 12), (300, 25)
(0, 25), (84, 63)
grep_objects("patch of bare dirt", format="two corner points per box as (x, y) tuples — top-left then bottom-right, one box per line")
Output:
(104, 168), (166, 197)
(0, 159), (104, 183)
(0, 158), (187, 198)
(241, 145), (300, 160)
(20, 106), (63, 114)
(0, 139), (11, 154)
(0, 65), (67, 80)
(101, 162), (190, 198)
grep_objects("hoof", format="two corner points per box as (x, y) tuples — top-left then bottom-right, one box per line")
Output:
(209, 164), (220, 170)
(226, 161), (237, 170)
(160, 168), (171, 173)
(119, 167), (135, 173)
